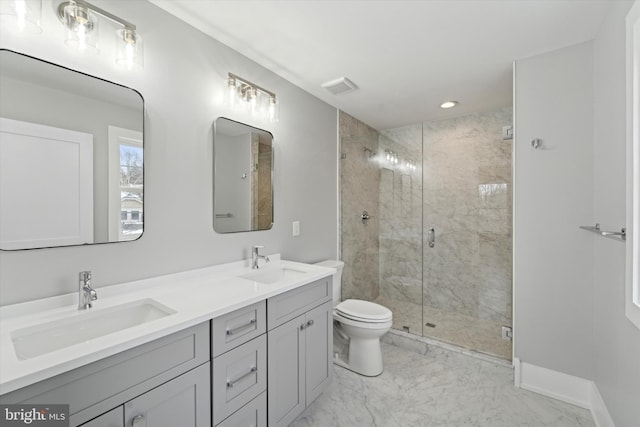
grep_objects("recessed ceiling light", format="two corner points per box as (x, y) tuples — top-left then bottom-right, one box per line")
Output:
(440, 101), (458, 109)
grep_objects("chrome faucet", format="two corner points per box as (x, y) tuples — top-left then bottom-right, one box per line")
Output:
(251, 245), (270, 269)
(78, 271), (98, 310)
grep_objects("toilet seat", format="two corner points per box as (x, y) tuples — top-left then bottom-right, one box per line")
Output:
(336, 299), (392, 323)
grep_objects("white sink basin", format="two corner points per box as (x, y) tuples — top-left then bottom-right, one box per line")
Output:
(240, 267), (308, 284)
(11, 299), (176, 360)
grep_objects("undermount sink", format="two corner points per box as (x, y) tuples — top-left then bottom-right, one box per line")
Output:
(240, 267), (308, 284)
(11, 299), (176, 360)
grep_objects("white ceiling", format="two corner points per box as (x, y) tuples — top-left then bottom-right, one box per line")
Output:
(149, 0), (614, 130)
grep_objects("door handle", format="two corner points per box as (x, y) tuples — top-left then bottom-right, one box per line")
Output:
(427, 228), (435, 248)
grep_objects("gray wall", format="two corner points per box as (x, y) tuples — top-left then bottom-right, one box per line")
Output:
(515, 2), (639, 424)
(593, 2), (640, 426)
(0, 0), (338, 305)
(514, 42), (595, 379)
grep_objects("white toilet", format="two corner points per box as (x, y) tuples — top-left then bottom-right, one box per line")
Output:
(315, 260), (392, 377)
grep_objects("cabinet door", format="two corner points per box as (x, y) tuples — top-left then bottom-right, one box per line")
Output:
(305, 301), (333, 405)
(267, 314), (305, 427)
(79, 407), (123, 427)
(124, 363), (210, 427)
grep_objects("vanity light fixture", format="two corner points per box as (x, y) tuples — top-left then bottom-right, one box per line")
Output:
(0, 0), (42, 34)
(57, 0), (143, 70)
(385, 150), (399, 165)
(404, 160), (417, 171)
(225, 72), (279, 122)
(440, 100), (459, 109)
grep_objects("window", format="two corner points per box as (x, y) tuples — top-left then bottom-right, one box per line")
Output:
(626, 1), (640, 330)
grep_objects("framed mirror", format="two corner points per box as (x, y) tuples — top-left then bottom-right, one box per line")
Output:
(0, 49), (144, 250)
(213, 117), (273, 233)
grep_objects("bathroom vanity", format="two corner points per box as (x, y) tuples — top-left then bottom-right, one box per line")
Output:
(0, 256), (334, 427)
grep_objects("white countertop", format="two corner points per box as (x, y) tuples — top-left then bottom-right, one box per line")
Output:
(0, 255), (335, 395)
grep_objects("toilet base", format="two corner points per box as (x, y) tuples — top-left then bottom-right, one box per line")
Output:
(332, 335), (384, 377)
(333, 353), (384, 377)
(348, 337), (384, 376)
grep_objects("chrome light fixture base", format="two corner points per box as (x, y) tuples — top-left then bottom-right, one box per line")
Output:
(56, 0), (143, 69)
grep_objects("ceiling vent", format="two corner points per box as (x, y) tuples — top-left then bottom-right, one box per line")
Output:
(321, 77), (358, 95)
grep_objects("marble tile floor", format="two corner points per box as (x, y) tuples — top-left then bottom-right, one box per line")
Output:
(290, 342), (594, 427)
(375, 296), (512, 361)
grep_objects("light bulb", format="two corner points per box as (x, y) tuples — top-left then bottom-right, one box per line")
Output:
(116, 29), (143, 70)
(15, 0), (26, 30)
(63, 3), (98, 53)
(0, 0), (41, 33)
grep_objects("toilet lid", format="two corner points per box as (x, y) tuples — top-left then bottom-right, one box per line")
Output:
(336, 299), (392, 322)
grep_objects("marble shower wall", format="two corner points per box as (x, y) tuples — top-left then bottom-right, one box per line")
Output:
(378, 125), (423, 309)
(339, 112), (380, 301)
(422, 107), (513, 326)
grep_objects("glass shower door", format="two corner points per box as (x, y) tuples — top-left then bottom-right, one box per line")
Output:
(374, 124), (424, 336)
(421, 109), (513, 360)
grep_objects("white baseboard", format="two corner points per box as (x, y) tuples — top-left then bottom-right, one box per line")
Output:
(513, 358), (615, 426)
(589, 381), (615, 427)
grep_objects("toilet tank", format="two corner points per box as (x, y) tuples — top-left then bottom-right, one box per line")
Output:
(314, 260), (344, 305)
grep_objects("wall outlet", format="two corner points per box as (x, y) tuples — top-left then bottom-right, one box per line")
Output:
(292, 221), (300, 237)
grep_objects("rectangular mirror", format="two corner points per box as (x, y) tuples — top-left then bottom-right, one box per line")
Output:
(213, 117), (273, 233)
(0, 49), (144, 250)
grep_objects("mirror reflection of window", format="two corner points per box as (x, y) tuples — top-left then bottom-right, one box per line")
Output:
(109, 126), (143, 241)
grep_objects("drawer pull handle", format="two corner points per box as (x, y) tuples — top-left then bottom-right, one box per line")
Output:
(300, 319), (314, 330)
(227, 366), (257, 388)
(131, 415), (146, 427)
(226, 319), (257, 336)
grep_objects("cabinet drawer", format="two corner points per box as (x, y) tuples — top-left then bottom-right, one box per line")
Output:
(2, 322), (210, 426)
(212, 335), (266, 425)
(217, 392), (266, 427)
(211, 301), (266, 357)
(267, 277), (332, 330)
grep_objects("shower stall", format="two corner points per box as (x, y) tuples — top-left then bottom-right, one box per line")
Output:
(339, 107), (513, 360)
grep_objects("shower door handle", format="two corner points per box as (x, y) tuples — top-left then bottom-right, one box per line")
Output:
(427, 228), (435, 248)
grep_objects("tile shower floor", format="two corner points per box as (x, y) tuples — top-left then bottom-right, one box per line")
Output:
(375, 296), (512, 360)
(290, 342), (595, 427)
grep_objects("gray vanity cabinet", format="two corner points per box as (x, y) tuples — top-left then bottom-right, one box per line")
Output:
(1, 276), (335, 427)
(266, 278), (333, 427)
